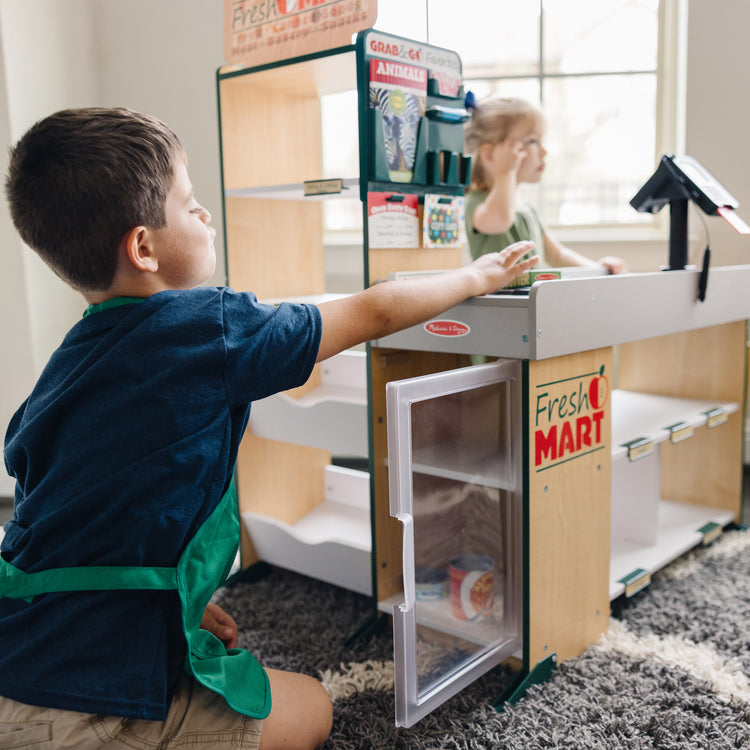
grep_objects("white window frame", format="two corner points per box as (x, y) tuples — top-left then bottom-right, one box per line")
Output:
(457, 0), (687, 242)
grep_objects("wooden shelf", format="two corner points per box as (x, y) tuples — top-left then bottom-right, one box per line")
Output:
(219, 48), (357, 98)
(411, 441), (512, 490)
(378, 591), (513, 648)
(226, 178), (359, 201)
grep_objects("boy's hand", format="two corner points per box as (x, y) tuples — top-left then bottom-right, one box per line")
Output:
(468, 240), (540, 294)
(200, 602), (238, 649)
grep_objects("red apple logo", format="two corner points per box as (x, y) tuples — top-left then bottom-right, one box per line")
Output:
(589, 365), (609, 409)
(277, 0), (298, 14)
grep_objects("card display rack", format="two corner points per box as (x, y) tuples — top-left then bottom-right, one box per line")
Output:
(216, 29), (473, 602)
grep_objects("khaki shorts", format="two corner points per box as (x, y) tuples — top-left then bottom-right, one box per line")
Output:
(0, 674), (262, 749)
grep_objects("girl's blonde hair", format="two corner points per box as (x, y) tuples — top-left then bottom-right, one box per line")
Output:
(464, 97), (544, 192)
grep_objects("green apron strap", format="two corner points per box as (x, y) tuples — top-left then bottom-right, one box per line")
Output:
(177, 478), (272, 719)
(0, 554), (177, 599)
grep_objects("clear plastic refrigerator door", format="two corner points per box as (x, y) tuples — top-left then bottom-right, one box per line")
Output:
(386, 359), (523, 727)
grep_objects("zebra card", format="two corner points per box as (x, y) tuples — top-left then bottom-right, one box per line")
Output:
(369, 58), (427, 183)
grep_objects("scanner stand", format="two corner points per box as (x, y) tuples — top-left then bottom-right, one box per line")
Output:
(631, 154), (742, 298)
(668, 198), (689, 272)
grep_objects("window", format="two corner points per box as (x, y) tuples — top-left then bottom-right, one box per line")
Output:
(425, 0), (682, 230)
(322, 0), (684, 236)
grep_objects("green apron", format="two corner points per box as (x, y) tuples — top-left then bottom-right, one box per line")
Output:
(0, 479), (271, 719)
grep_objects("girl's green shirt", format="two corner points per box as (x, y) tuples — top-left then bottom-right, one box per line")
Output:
(465, 190), (547, 266)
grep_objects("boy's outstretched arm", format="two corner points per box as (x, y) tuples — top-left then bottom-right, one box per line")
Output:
(315, 240), (539, 362)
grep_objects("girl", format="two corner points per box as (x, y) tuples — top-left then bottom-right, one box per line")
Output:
(464, 96), (625, 274)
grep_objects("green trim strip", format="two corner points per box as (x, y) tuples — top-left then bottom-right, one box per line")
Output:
(521, 360), (530, 675)
(536, 370), (601, 388)
(535, 444), (606, 473)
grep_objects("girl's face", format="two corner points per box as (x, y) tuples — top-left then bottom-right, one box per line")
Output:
(508, 120), (547, 184)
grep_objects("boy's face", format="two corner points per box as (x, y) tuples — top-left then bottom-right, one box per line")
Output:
(148, 159), (216, 289)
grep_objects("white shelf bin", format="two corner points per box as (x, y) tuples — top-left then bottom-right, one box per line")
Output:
(611, 449), (661, 547)
(241, 465), (372, 595)
(611, 389), (739, 461)
(249, 350), (368, 456)
(609, 389), (739, 598)
(609, 500), (735, 600)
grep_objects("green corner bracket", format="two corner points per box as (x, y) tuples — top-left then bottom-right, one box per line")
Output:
(493, 653), (558, 711)
(697, 521), (722, 545)
(343, 612), (387, 649)
(222, 560), (274, 588)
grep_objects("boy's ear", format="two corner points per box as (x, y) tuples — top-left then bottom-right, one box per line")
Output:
(122, 226), (159, 273)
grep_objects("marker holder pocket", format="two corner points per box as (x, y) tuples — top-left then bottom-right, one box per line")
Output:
(368, 108), (471, 188)
(369, 108), (430, 185)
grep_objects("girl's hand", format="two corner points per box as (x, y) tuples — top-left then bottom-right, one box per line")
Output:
(200, 602), (239, 649)
(596, 256), (627, 275)
(472, 144), (528, 234)
(489, 138), (528, 178)
(469, 240), (540, 294)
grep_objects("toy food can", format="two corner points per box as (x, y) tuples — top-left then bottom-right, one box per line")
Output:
(415, 568), (449, 601)
(449, 554), (494, 620)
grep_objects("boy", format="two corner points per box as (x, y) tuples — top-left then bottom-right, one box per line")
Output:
(0, 107), (538, 749)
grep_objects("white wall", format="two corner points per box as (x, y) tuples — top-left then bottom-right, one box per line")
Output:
(684, 0), (750, 268)
(0, 0), (101, 495)
(0, 0), (225, 495)
(0, 14), (33, 498)
(0, 0), (749, 497)
(92, 0), (225, 283)
(1, 0), (100, 371)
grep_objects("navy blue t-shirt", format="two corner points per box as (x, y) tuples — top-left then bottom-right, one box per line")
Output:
(0, 287), (321, 719)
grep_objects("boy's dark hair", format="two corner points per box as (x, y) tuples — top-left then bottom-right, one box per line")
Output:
(5, 107), (184, 292)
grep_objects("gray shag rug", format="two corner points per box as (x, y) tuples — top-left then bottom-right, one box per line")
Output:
(212, 528), (750, 749)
